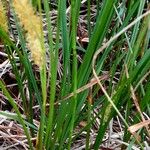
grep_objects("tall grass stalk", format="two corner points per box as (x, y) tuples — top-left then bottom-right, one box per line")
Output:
(67, 0), (78, 149)
(44, 0), (60, 148)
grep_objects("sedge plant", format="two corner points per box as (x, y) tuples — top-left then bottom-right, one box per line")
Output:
(0, 0), (150, 150)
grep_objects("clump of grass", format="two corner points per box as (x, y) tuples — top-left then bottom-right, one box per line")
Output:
(0, 0), (150, 150)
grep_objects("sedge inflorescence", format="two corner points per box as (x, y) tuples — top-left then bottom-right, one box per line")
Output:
(0, 0), (8, 33)
(12, 0), (45, 68)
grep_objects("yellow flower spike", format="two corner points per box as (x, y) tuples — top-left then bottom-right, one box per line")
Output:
(0, 0), (8, 33)
(12, 0), (45, 68)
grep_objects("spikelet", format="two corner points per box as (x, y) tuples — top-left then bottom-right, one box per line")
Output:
(0, 0), (8, 32)
(12, 0), (45, 67)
